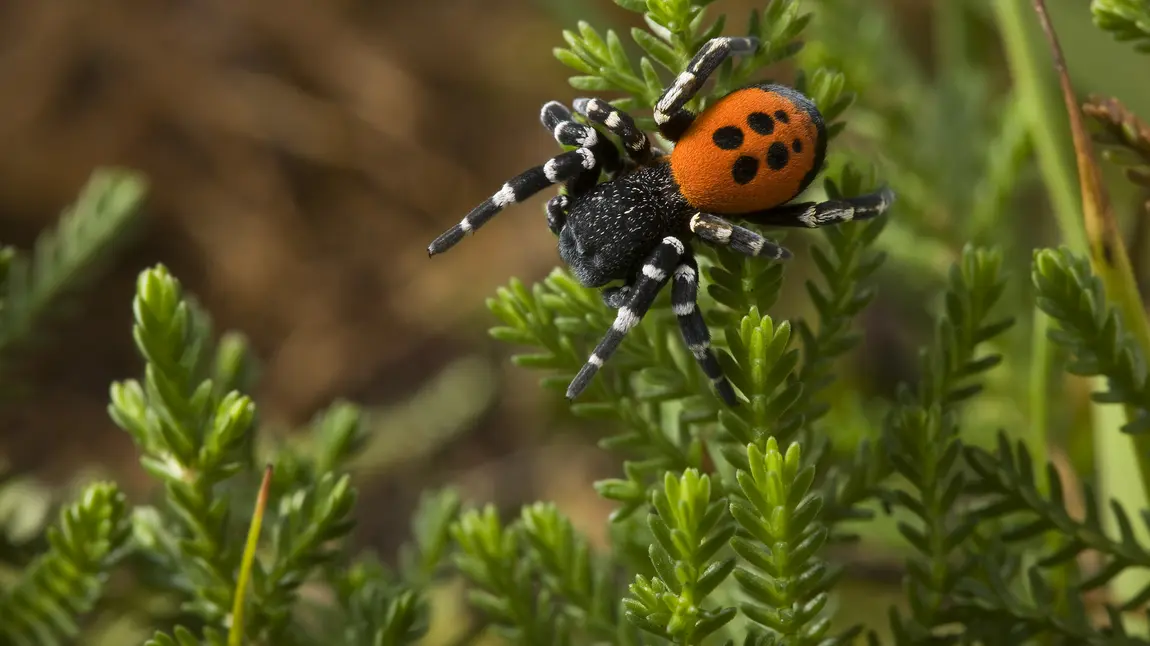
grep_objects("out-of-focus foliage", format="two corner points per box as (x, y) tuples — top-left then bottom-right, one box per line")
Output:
(0, 170), (145, 380)
(0, 482), (130, 646)
(1092, 0), (1150, 52)
(1085, 96), (1150, 192)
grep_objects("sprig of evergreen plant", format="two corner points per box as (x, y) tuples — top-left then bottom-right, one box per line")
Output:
(1092, 0), (1150, 52)
(0, 483), (131, 646)
(884, 246), (1014, 642)
(1033, 247), (1150, 433)
(624, 469), (736, 644)
(0, 169), (145, 382)
(728, 439), (852, 646)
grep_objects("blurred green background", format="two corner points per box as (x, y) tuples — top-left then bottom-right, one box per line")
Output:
(0, 0), (1147, 641)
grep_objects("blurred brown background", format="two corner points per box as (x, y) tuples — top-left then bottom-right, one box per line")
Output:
(0, 0), (655, 556)
(0, 0), (1139, 578)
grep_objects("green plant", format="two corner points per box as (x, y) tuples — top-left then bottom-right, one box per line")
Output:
(1092, 0), (1150, 52)
(0, 263), (455, 646)
(0, 483), (130, 646)
(0, 168), (145, 386)
(467, 0), (1150, 643)
(11, 0), (1150, 644)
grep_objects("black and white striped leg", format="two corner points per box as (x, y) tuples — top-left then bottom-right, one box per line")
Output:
(427, 147), (597, 256)
(545, 195), (568, 235)
(672, 253), (737, 406)
(540, 100), (621, 189)
(572, 136), (622, 192)
(741, 186), (896, 229)
(689, 212), (791, 260)
(567, 236), (686, 400)
(541, 100), (600, 149)
(653, 36), (759, 141)
(572, 98), (653, 164)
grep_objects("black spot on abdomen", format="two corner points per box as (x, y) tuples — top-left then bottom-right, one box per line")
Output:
(732, 156), (759, 184)
(712, 126), (744, 150)
(792, 138), (803, 153)
(748, 112), (774, 135)
(774, 110), (790, 123)
(767, 142), (789, 171)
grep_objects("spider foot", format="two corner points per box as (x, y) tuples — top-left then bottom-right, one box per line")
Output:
(600, 285), (631, 309)
(671, 258), (739, 406)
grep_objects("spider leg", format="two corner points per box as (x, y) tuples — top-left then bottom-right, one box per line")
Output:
(600, 285), (631, 309)
(545, 195), (568, 236)
(672, 252), (737, 405)
(739, 186), (895, 228)
(540, 100), (622, 189)
(427, 146), (598, 256)
(567, 236), (685, 400)
(540, 101), (598, 148)
(653, 36), (759, 141)
(689, 212), (792, 260)
(571, 98), (653, 165)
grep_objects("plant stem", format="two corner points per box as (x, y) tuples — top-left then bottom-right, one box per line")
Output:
(996, 0), (1090, 623)
(993, 0), (1079, 501)
(229, 464), (273, 646)
(1027, 312), (1052, 494)
(992, 0), (1082, 245)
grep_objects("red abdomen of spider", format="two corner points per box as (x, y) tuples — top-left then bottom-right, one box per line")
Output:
(670, 84), (827, 215)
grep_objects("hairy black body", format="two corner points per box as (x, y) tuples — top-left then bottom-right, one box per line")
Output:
(558, 163), (689, 288)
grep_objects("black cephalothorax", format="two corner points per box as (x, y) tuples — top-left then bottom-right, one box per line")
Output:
(557, 163), (690, 288)
(428, 36), (894, 406)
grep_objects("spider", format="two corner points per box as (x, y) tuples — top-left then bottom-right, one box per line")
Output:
(428, 36), (894, 406)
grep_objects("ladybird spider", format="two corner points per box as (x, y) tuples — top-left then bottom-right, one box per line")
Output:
(428, 36), (894, 406)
